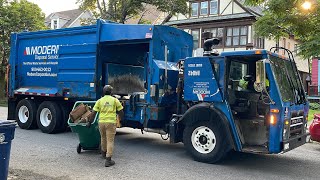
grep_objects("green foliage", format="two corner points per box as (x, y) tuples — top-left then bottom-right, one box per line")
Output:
(245, 0), (320, 59)
(244, 0), (266, 6)
(138, 18), (152, 24)
(0, 0), (46, 98)
(77, 0), (188, 24)
(309, 102), (320, 110)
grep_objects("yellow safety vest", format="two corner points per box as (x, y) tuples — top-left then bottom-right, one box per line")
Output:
(239, 79), (248, 89)
(266, 78), (270, 88)
(93, 95), (123, 123)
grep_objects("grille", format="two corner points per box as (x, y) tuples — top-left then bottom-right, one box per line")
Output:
(289, 116), (304, 137)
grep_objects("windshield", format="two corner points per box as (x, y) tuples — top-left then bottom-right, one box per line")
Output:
(269, 55), (305, 103)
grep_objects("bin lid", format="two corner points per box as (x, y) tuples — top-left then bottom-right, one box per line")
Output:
(0, 120), (17, 127)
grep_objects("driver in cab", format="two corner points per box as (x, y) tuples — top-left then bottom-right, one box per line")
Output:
(239, 74), (269, 91)
(239, 75), (255, 91)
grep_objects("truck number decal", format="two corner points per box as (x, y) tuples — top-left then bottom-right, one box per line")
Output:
(188, 70), (200, 76)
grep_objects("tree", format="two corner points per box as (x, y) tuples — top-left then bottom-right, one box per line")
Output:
(244, 0), (320, 59)
(0, 0), (46, 98)
(77, 0), (189, 24)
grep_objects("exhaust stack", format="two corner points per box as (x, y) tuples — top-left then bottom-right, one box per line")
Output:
(202, 32), (220, 56)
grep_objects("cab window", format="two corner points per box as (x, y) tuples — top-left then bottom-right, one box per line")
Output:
(229, 61), (248, 90)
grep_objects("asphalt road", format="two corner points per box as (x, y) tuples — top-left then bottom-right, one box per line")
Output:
(1, 107), (320, 180)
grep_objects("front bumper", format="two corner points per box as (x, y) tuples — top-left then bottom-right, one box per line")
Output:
(282, 133), (310, 153)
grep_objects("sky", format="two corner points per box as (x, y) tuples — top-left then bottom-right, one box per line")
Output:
(27, 0), (79, 16)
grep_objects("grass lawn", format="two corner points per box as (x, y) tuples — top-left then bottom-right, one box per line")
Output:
(0, 99), (7, 107)
(308, 109), (320, 121)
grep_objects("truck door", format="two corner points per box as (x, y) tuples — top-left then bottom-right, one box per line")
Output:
(226, 56), (270, 153)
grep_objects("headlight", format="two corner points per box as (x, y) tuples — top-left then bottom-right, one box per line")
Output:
(283, 119), (290, 139)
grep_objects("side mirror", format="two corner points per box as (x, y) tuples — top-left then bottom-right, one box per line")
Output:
(254, 60), (266, 92)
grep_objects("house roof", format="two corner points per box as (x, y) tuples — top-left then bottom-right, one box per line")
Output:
(237, 0), (263, 16)
(165, 13), (255, 26)
(125, 4), (162, 24)
(45, 9), (84, 28)
(164, 0), (263, 26)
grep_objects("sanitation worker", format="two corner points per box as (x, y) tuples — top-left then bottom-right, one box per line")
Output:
(239, 74), (254, 90)
(87, 85), (124, 167)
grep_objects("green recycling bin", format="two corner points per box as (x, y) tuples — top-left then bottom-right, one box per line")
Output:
(68, 101), (100, 154)
(0, 120), (17, 180)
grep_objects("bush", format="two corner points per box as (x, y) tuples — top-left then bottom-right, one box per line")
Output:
(309, 102), (320, 110)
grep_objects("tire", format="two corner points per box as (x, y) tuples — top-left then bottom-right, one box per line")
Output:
(15, 99), (38, 129)
(77, 144), (82, 154)
(183, 120), (229, 163)
(36, 101), (62, 134)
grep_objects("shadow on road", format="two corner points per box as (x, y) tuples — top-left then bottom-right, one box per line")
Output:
(113, 129), (318, 178)
(115, 131), (132, 136)
(218, 150), (316, 177)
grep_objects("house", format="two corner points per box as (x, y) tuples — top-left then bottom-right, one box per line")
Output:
(164, 0), (309, 90)
(45, 9), (94, 29)
(125, 4), (165, 25)
(165, 0), (263, 52)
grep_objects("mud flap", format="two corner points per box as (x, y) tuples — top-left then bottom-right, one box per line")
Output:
(7, 98), (16, 120)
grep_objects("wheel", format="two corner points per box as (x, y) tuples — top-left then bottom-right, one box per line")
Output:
(15, 99), (38, 129)
(77, 144), (82, 154)
(36, 101), (62, 134)
(183, 120), (229, 163)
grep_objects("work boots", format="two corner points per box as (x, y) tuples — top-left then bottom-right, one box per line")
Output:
(105, 157), (115, 167)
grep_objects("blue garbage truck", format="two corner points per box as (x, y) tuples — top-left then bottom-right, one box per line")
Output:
(7, 20), (310, 162)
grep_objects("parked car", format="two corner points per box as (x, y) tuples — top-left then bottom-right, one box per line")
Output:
(310, 114), (320, 142)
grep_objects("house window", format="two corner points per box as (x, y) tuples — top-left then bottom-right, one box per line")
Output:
(210, 0), (218, 14)
(191, 29), (200, 49)
(200, 2), (208, 15)
(191, 1), (219, 17)
(191, 3), (199, 17)
(255, 37), (265, 49)
(51, 19), (58, 29)
(203, 27), (223, 46)
(240, 26), (247, 45)
(226, 26), (248, 47)
(230, 61), (248, 81)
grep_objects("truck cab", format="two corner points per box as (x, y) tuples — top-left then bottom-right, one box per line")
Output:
(179, 48), (309, 162)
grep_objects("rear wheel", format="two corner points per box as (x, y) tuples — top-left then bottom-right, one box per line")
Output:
(77, 144), (82, 154)
(15, 99), (38, 129)
(37, 101), (62, 134)
(183, 120), (228, 163)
